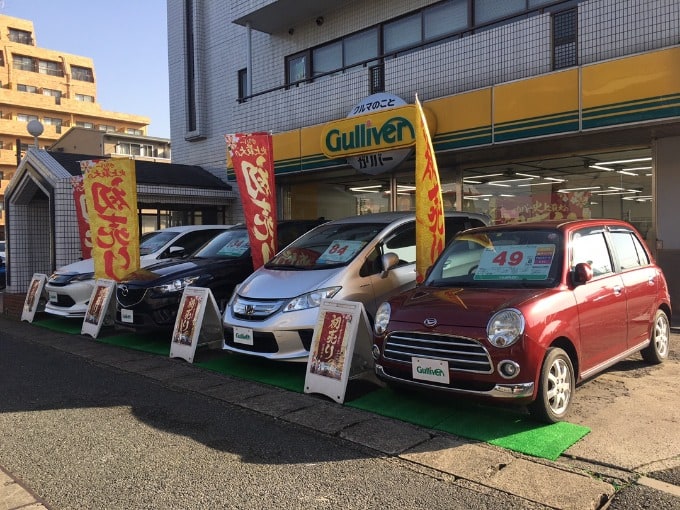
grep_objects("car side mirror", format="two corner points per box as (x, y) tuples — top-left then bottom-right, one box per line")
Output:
(168, 246), (186, 258)
(381, 252), (400, 277)
(572, 262), (593, 285)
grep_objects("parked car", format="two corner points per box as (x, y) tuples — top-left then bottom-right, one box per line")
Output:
(114, 219), (325, 333)
(223, 211), (490, 362)
(0, 240), (5, 260)
(44, 225), (233, 319)
(372, 219), (671, 423)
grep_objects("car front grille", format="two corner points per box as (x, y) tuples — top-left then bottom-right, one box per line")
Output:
(116, 286), (148, 307)
(383, 331), (493, 373)
(50, 294), (76, 307)
(223, 328), (314, 353)
(232, 298), (285, 320)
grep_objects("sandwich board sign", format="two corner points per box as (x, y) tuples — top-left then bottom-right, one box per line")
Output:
(170, 287), (224, 363)
(21, 273), (47, 323)
(81, 279), (116, 338)
(304, 299), (373, 403)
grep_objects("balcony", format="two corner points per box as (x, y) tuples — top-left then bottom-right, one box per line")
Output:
(232, 0), (345, 34)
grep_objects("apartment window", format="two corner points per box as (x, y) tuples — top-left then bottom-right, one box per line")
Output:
(313, 41), (342, 78)
(8, 28), (32, 45)
(286, 52), (309, 84)
(75, 93), (95, 102)
(76, 121), (94, 129)
(125, 128), (143, 135)
(344, 28), (379, 67)
(39, 59), (63, 77)
(43, 117), (63, 133)
(553, 8), (577, 69)
(474, 0), (525, 24)
(0, 51), (5, 67)
(424, 0), (468, 41)
(117, 142), (151, 156)
(43, 88), (61, 98)
(71, 65), (94, 82)
(384, 13), (422, 55)
(17, 84), (38, 93)
(17, 114), (39, 123)
(238, 68), (248, 101)
(98, 124), (116, 132)
(13, 55), (35, 72)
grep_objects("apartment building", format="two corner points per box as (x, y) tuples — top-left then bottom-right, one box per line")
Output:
(0, 14), (153, 237)
(167, 0), (680, 304)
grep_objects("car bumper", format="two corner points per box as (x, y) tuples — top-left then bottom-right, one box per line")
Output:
(375, 363), (535, 399)
(44, 281), (94, 318)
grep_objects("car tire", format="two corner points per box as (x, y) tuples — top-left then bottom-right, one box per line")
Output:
(528, 347), (574, 424)
(641, 309), (669, 364)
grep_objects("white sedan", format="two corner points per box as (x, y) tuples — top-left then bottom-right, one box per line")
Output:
(44, 225), (232, 319)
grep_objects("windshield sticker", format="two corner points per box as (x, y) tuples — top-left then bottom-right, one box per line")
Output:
(474, 244), (555, 280)
(217, 236), (250, 257)
(317, 240), (365, 264)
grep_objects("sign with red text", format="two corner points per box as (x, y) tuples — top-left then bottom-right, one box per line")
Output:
(170, 287), (224, 363)
(81, 159), (140, 281)
(81, 279), (116, 338)
(21, 273), (47, 323)
(414, 95), (445, 283)
(475, 244), (556, 281)
(70, 175), (92, 259)
(305, 299), (372, 403)
(225, 133), (277, 270)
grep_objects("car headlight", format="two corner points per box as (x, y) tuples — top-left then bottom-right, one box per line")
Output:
(487, 308), (525, 348)
(373, 302), (391, 336)
(153, 276), (200, 294)
(282, 287), (341, 312)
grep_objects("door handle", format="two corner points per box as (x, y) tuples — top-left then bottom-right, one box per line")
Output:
(613, 285), (622, 296)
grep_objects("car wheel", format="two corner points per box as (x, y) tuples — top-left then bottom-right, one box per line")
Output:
(528, 347), (574, 424)
(641, 309), (669, 364)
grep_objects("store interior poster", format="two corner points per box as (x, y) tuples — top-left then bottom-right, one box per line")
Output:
(304, 299), (372, 403)
(170, 287), (224, 363)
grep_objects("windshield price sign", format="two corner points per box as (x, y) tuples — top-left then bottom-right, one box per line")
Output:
(317, 240), (365, 264)
(475, 244), (555, 280)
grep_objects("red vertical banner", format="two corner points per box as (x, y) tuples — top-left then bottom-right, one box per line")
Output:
(80, 159), (140, 281)
(225, 133), (278, 270)
(414, 94), (445, 283)
(70, 175), (92, 259)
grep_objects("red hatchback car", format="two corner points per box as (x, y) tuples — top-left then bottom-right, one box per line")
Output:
(372, 219), (671, 423)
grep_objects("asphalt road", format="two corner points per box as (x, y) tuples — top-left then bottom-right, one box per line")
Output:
(1, 315), (679, 509)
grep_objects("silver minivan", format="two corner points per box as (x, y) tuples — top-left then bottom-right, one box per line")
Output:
(222, 211), (489, 362)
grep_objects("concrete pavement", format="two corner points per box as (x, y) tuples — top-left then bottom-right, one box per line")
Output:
(1, 314), (679, 509)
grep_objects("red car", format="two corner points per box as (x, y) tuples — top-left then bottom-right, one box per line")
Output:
(372, 219), (671, 423)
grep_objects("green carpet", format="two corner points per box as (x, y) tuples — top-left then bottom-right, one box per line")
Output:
(30, 318), (589, 460)
(346, 388), (590, 460)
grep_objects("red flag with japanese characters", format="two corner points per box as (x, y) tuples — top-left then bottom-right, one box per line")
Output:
(81, 159), (140, 281)
(414, 94), (445, 284)
(225, 133), (278, 270)
(70, 175), (92, 259)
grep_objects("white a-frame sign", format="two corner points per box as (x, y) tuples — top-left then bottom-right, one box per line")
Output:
(21, 273), (48, 323)
(170, 287), (224, 363)
(81, 279), (116, 338)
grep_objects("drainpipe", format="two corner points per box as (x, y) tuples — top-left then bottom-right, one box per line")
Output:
(246, 22), (253, 96)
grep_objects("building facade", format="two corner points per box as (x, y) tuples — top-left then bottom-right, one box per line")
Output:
(167, 0), (680, 304)
(0, 15), (152, 237)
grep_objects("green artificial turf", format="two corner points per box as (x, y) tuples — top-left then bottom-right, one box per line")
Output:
(346, 387), (590, 460)
(31, 318), (589, 460)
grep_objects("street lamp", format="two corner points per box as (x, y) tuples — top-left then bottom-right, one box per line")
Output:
(27, 119), (44, 148)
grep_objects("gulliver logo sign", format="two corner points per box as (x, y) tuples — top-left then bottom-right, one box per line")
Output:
(321, 93), (416, 174)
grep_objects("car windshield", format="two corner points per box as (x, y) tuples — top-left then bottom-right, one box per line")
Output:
(193, 229), (250, 258)
(425, 229), (563, 288)
(266, 221), (389, 269)
(139, 231), (180, 255)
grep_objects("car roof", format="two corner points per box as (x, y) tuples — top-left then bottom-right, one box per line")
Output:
(321, 211), (490, 226)
(152, 224), (233, 233)
(459, 218), (640, 234)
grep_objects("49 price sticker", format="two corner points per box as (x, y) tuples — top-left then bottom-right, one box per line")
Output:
(317, 240), (365, 264)
(475, 244), (555, 280)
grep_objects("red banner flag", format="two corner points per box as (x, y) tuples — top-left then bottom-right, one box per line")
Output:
(414, 95), (445, 283)
(225, 133), (278, 270)
(81, 159), (140, 281)
(70, 175), (92, 259)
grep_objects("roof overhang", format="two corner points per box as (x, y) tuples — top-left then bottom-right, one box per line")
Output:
(232, 0), (346, 34)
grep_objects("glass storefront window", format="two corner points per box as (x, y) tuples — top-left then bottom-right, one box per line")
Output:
(461, 151), (653, 240)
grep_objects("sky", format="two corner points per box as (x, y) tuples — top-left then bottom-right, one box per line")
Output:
(1, 0), (170, 138)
